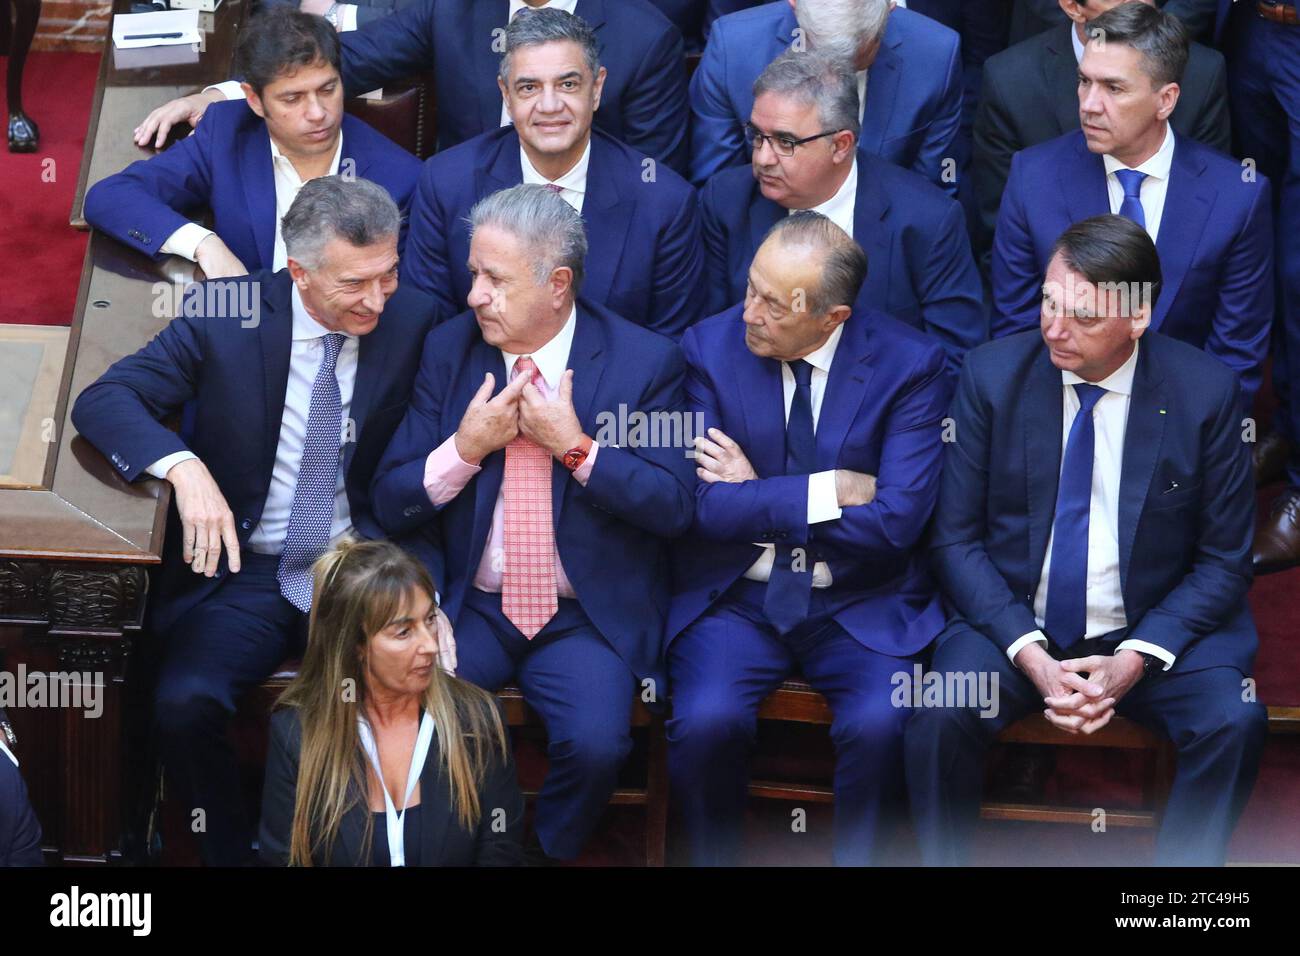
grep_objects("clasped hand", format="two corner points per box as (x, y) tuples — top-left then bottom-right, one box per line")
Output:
(1015, 643), (1146, 735)
(453, 370), (584, 464)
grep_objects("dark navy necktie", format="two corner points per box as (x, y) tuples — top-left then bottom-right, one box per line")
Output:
(1114, 168), (1148, 230)
(277, 332), (346, 612)
(764, 359), (816, 634)
(1043, 383), (1107, 649)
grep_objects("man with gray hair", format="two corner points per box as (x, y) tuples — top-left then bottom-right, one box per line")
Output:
(72, 176), (440, 865)
(689, 0), (963, 190)
(667, 211), (952, 865)
(403, 6), (704, 337)
(373, 183), (695, 862)
(700, 48), (984, 370)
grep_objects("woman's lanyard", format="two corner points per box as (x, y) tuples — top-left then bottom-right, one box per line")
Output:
(357, 710), (435, 867)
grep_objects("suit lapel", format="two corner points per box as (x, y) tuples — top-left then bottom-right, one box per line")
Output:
(739, 346), (789, 479)
(556, 307), (606, 523)
(859, 35), (902, 160)
(1117, 345), (1165, 598)
(257, 274), (294, 481)
(340, 118), (374, 185)
(1024, 348), (1065, 582)
(853, 163), (893, 298)
(816, 317), (873, 468)
(242, 123), (277, 268)
(1060, 134), (1110, 225)
(345, 314), (387, 476)
(1152, 140), (1212, 332)
(483, 129), (524, 196)
(1046, 27), (1080, 133)
(578, 137), (631, 305)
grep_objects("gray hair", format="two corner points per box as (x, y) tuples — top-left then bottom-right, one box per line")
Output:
(753, 48), (861, 139)
(1085, 2), (1189, 88)
(762, 211), (868, 315)
(498, 6), (601, 87)
(467, 183), (587, 292)
(282, 176), (400, 270)
(795, 0), (891, 61)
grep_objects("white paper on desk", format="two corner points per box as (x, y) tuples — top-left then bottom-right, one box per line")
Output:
(112, 10), (202, 49)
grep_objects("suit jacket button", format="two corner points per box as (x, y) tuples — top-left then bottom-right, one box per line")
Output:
(403, 505), (422, 517)
(241, 519), (252, 530)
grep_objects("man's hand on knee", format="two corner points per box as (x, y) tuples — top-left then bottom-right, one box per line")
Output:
(167, 458), (241, 577)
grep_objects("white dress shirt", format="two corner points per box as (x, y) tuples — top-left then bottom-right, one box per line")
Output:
(500, 0), (581, 128)
(743, 324), (846, 587)
(520, 138), (591, 213)
(794, 156), (857, 238)
(1102, 124), (1175, 245)
(1007, 341), (1175, 670)
(1071, 20), (1086, 62)
(146, 285), (360, 555)
(160, 134), (343, 270)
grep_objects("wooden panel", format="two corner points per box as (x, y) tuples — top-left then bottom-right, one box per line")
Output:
(0, 327), (69, 490)
(981, 803), (1157, 828)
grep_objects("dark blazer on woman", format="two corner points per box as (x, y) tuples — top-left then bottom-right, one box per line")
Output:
(258, 706), (525, 866)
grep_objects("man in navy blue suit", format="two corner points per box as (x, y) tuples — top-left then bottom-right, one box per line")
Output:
(158, 0), (691, 174)
(908, 216), (1267, 866)
(371, 184), (695, 862)
(0, 710), (43, 866)
(700, 49), (983, 370)
(668, 213), (951, 865)
(71, 179), (439, 866)
(404, 9), (703, 337)
(991, 3), (1273, 406)
(91, 8), (420, 278)
(690, 0), (964, 191)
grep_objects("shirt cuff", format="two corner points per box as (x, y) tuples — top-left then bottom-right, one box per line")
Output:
(1006, 629), (1048, 663)
(160, 223), (216, 261)
(423, 435), (481, 507)
(339, 4), (358, 31)
(147, 450), (198, 480)
(204, 80), (244, 101)
(572, 441), (598, 486)
(1115, 639), (1176, 672)
(807, 470), (843, 524)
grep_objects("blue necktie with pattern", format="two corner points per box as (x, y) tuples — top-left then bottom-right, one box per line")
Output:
(1114, 168), (1148, 230)
(764, 359), (817, 634)
(1043, 383), (1107, 649)
(277, 332), (345, 612)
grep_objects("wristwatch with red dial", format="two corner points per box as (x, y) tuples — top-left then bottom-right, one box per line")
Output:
(562, 436), (593, 472)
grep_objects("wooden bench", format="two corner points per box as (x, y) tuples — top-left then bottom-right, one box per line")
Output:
(750, 679), (1174, 831)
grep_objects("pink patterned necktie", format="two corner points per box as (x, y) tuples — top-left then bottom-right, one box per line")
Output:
(544, 183), (563, 194)
(502, 356), (558, 639)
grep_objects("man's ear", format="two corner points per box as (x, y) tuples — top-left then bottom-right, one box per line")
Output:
(1155, 81), (1180, 122)
(497, 74), (510, 112)
(591, 66), (608, 114)
(241, 82), (266, 118)
(549, 266), (574, 307)
(825, 303), (852, 331)
(287, 257), (309, 289)
(1131, 305), (1152, 338)
(1058, 0), (1086, 25)
(831, 129), (856, 164)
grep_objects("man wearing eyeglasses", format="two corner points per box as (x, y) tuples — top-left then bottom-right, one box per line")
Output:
(699, 50), (985, 372)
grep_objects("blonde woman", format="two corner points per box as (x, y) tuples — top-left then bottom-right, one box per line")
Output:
(258, 539), (524, 866)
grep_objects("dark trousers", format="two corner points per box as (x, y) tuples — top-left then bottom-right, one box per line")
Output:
(1226, 7), (1300, 483)
(153, 553), (306, 867)
(452, 587), (638, 861)
(667, 580), (915, 866)
(904, 624), (1268, 866)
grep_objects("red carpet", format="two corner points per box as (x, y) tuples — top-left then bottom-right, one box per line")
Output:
(0, 51), (100, 326)
(6, 49), (1298, 865)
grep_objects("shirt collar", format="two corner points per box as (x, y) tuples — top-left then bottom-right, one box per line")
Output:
(509, 0), (578, 19)
(796, 157), (857, 235)
(793, 322), (845, 376)
(291, 283), (358, 343)
(520, 138), (591, 201)
(502, 304), (578, 388)
(1102, 124), (1175, 182)
(269, 132), (344, 182)
(1061, 339), (1139, 397)
(1071, 21), (1085, 63)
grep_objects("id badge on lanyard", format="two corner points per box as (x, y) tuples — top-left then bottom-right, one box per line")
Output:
(357, 711), (435, 867)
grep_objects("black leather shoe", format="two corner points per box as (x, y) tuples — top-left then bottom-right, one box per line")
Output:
(1254, 489), (1300, 574)
(8, 112), (39, 153)
(1253, 430), (1290, 487)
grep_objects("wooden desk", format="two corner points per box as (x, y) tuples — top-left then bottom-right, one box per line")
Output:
(70, 0), (248, 229)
